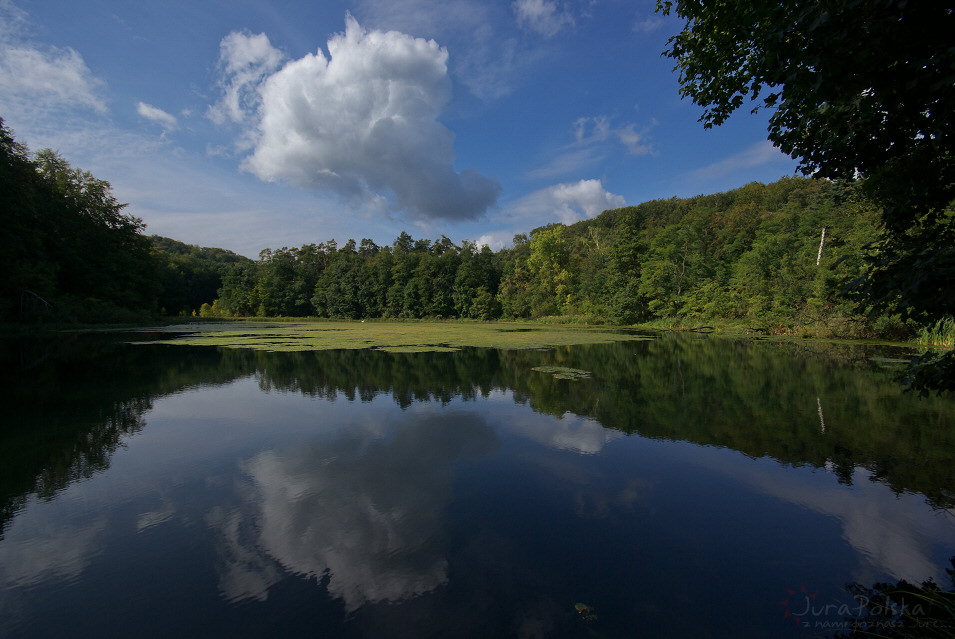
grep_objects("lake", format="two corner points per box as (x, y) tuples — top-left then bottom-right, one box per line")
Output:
(2, 328), (954, 638)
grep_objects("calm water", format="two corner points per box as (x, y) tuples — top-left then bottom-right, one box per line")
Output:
(2, 330), (954, 638)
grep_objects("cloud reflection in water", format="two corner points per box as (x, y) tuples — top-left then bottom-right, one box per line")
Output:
(211, 410), (498, 610)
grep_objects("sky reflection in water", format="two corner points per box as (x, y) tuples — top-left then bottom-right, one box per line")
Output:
(1, 336), (954, 638)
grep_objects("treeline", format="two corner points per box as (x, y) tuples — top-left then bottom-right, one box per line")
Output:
(151, 235), (253, 317)
(1, 118), (250, 322)
(1, 118), (908, 334)
(214, 234), (502, 320)
(214, 176), (892, 335)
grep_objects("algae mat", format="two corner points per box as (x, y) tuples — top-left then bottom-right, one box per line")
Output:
(136, 321), (655, 353)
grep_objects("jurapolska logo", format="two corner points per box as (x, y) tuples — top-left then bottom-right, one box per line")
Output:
(777, 583), (938, 632)
(778, 584), (819, 626)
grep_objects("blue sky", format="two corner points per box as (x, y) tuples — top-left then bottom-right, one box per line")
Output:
(0, 0), (799, 257)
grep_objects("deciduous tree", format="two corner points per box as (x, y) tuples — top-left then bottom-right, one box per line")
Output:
(657, 0), (955, 392)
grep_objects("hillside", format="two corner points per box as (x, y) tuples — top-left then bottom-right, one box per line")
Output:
(210, 176), (904, 338)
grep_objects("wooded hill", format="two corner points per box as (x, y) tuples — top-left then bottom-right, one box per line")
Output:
(0, 118), (256, 322)
(0, 118), (928, 338)
(213, 176), (898, 338)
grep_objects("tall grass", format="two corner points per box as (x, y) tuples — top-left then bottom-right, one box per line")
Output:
(918, 317), (955, 348)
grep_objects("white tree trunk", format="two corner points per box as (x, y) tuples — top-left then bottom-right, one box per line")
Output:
(816, 226), (827, 266)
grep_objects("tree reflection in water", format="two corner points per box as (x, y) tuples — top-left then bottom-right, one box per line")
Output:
(0, 330), (953, 638)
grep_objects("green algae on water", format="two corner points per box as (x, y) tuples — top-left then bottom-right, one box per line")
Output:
(131, 320), (655, 353)
(531, 366), (592, 380)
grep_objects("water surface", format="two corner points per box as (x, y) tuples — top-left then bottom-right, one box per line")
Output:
(1, 332), (954, 638)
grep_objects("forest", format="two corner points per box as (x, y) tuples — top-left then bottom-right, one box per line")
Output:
(0, 117), (947, 342)
(210, 176), (896, 339)
(0, 119), (250, 322)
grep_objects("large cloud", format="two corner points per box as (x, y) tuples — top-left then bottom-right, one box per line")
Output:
(238, 16), (500, 221)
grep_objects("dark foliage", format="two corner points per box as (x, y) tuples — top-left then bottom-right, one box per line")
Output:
(1, 119), (157, 322)
(656, 0), (955, 392)
(151, 235), (252, 316)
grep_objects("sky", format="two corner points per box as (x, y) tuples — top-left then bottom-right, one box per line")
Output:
(0, 0), (800, 258)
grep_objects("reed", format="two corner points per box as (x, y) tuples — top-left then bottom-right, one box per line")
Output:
(917, 317), (955, 349)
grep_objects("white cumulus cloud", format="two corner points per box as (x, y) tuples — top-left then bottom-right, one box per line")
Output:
(136, 102), (177, 130)
(513, 0), (574, 38)
(507, 178), (625, 225)
(210, 411), (498, 610)
(240, 16), (500, 221)
(207, 30), (285, 126)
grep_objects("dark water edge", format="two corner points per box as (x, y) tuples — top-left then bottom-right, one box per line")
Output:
(1, 331), (953, 638)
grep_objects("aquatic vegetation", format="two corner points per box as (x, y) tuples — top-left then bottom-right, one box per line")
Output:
(918, 317), (955, 349)
(531, 366), (592, 380)
(133, 320), (656, 353)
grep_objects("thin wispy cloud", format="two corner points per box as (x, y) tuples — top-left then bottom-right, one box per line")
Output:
(527, 146), (603, 179)
(513, 0), (574, 38)
(136, 102), (178, 130)
(574, 115), (654, 155)
(688, 140), (793, 182)
(0, 5), (107, 120)
(632, 15), (664, 34)
(530, 114), (654, 178)
(0, 3), (112, 152)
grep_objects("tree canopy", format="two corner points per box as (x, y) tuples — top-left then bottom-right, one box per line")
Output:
(656, 0), (955, 393)
(1, 119), (157, 321)
(0, 119), (253, 322)
(212, 177), (892, 337)
(657, 0), (954, 218)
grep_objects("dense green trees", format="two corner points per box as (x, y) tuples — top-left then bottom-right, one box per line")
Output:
(151, 236), (252, 316)
(1, 120), (157, 322)
(655, 0), (954, 390)
(210, 176), (899, 339)
(3, 119), (943, 355)
(0, 120), (251, 322)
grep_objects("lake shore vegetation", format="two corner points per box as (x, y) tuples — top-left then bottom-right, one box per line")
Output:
(3, 119), (952, 389)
